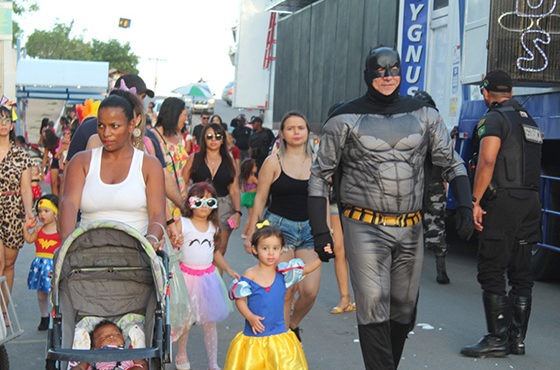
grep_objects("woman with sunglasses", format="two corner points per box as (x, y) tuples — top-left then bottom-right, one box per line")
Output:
(183, 123), (241, 262)
(0, 105), (35, 307)
(243, 111), (319, 342)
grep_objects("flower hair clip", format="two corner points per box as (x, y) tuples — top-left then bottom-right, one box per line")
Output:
(256, 220), (270, 229)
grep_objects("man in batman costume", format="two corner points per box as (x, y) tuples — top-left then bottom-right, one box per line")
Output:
(308, 46), (474, 369)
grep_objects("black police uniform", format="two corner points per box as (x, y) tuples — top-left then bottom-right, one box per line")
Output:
(476, 99), (541, 295)
(463, 98), (542, 357)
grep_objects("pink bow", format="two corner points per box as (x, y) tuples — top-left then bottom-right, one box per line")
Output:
(116, 79), (137, 94)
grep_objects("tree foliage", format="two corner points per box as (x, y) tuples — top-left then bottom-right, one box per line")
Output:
(25, 22), (139, 74)
(26, 23), (91, 59)
(91, 39), (139, 74)
(12, 0), (39, 42)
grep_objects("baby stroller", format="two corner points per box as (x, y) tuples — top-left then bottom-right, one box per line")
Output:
(46, 220), (171, 369)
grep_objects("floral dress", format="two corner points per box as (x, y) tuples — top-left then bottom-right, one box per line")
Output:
(154, 131), (189, 221)
(0, 146), (33, 249)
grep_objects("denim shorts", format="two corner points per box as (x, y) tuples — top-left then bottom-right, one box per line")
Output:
(264, 210), (314, 251)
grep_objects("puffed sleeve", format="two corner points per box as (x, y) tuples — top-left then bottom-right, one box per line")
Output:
(277, 258), (305, 288)
(228, 279), (252, 300)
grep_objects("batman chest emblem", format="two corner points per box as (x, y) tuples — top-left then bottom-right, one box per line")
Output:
(355, 114), (423, 150)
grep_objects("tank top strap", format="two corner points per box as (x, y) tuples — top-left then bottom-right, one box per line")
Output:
(89, 147), (102, 178)
(276, 153), (284, 173)
(131, 147), (144, 171)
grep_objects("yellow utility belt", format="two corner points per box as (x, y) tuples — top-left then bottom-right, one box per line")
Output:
(343, 206), (422, 227)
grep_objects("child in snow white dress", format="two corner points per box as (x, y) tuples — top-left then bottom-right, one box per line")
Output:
(174, 181), (238, 370)
(224, 221), (331, 370)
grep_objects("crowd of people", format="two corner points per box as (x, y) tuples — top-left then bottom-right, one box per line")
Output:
(0, 46), (543, 369)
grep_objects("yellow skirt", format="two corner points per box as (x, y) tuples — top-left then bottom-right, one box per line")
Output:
(224, 330), (308, 370)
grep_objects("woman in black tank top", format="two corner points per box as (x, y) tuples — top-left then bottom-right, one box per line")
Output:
(183, 123), (242, 261)
(243, 111), (321, 340)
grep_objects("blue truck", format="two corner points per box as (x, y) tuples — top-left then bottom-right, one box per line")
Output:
(454, 91), (560, 281)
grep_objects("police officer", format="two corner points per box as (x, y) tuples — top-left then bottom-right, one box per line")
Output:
(461, 70), (542, 358)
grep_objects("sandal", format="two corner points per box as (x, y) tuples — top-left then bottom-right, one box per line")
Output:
(330, 301), (356, 314)
(175, 356), (191, 370)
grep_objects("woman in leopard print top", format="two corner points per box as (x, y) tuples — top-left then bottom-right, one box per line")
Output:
(0, 105), (35, 296)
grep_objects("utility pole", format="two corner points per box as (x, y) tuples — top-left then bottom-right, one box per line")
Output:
(148, 57), (166, 94)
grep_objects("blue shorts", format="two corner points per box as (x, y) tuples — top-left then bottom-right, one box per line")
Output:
(264, 211), (314, 251)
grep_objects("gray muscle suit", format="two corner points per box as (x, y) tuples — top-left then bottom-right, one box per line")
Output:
(309, 107), (466, 322)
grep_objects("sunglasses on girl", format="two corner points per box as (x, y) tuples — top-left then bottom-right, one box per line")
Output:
(189, 196), (218, 209)
(205, 133), (223, 141)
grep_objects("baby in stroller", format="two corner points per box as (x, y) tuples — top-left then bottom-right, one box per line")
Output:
(71, 319), (148, 370)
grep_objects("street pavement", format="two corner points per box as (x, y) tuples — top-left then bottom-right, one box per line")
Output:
(4, 215), (560, 369)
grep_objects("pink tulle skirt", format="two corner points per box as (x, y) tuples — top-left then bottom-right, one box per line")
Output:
(180, 263), (232, 324)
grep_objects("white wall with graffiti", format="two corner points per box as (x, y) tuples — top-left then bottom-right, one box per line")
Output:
(398, 0), (559, 131)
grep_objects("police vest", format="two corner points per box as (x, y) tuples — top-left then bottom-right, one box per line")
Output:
(486, 103), (542, 190)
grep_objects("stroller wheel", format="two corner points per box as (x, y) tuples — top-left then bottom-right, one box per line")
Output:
(45, 359), (58, 370)
(0, 345), (9, 370)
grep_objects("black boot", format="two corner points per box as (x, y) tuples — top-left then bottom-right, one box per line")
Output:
(38, 316), (49, 331)
(358, 322), (395, 370)
(461, 292), (510, 358)
(390, 320), (412, 368)
(435, 255), (450, 284)
(509, 295), (531, 355)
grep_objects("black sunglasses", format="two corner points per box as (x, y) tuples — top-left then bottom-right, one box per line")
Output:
(206, 133), (223, 141)
(201, 116), (210, 120)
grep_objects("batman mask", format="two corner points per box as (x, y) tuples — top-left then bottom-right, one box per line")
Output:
(364, 46), (401, 82)
(362, 46), (402, 106)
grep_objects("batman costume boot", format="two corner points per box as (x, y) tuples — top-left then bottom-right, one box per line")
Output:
(390, 320), (412, 368)
(358, 322), (395, 370)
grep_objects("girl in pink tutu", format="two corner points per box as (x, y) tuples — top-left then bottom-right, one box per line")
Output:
(175, 182), (239, 370)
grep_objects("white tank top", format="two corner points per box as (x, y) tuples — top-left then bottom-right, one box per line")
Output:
(180, 217), (216, 268)
(80, 147), (149, 234)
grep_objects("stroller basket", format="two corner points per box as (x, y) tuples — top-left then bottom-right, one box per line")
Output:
(46, 220), (170, 369)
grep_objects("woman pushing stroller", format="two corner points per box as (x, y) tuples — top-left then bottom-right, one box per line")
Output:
(59, 93), (166, 244)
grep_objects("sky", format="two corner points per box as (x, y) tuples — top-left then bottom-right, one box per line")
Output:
(16, 0), (240, 96)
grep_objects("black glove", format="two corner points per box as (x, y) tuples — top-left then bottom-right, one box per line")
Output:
(314, 232), (335, 262)
(308, 196), (335, 262)
(455, 206), (474, 240)
(449, 175), (474, 240)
